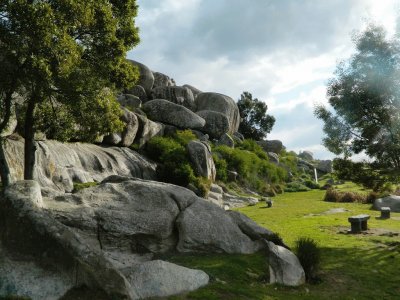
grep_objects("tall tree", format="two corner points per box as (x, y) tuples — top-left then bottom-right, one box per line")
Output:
(237, 91), (275, 140)
(315, 25), (400, 171)
(0, 0), (140, 182)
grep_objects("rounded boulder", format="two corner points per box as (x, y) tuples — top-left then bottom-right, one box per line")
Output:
(143, 99), (205, 130)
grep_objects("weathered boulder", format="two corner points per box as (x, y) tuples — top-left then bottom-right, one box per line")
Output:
(117, 94), (142, 109)
(217, 133), (235, 148)
(316, 160), (333, 173)
(374, 195), (400, 212)
(103, 133), (122, 146)
(120, 108), (139, 147)
(128, 260), (209, 299)
(195, 92), (240, 134)
(228, 211), (275, 240)
(299, 151), (313, 161)
(134, 114), (165, 148)
(152, 71), (176, 88)
(223, 193), (259, 208)
(257, 140), (283, 154)
(183, 84), (202, 98)
(267, 241), (305, 286)
(176, 200), (264, 253)
(187, 140), (216, 181)
(151, 86), (195, 110)
(143, 99), (205, 130)
(196, 110), (230, 138)
(1, 181), (138, 300)
(127, 60), (154, 95)
(4, 139), (157, 193)
(126, 85), (148, 102)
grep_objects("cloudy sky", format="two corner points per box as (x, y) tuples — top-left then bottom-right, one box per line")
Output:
(128, 0), (400, 160)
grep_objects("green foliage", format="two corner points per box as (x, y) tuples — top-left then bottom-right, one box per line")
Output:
(0, 0), (140, 142)
(284, 182), (310, 193)
(295, 238), (321, 283)
(212, 154), (228, 182)
(315, 24), (400, 170)
(145, 131), (210, 196)
(236, 139), (268, 160)
(303, 179), (320, 190)
(333, 158), (399, 192)
(213, 145), (287, 193)
(237, 91), (275, 140)
(72, 182), (99, 193)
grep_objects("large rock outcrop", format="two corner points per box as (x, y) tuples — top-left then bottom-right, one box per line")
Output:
(127, 60), (154, 95)
(196, 110), (230, 139)
(0, 180), (214, 299)
(3, 139), (157, 194)
(195, 92), (240, 134)
(143, 99), (205, 130)
(134, 114), (165, 148)
(152, 71), (176, 89)
(151, 86), (195, 110)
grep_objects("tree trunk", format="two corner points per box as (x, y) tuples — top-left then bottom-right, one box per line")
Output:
(24, 98), (37, 180)
(0, 137), (11, 188)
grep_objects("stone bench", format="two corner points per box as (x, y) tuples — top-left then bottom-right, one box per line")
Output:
(348, 214), (370, 233)
(380, 207), (391, 219)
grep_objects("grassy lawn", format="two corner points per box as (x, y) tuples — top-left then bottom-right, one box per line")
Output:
(167, 182), (400, 299)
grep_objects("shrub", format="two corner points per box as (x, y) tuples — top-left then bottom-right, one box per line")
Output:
(73, 182), (99, 193)
(365, 191), (378, 204)
(145, 132), (211, 196)
(284, 182), (310, 193)
(323, 188), (367, 203)
(323, 188), (341, 202)
(213, 145), (287, 193)
(213, 154), (228, 182)
(237, 139), (268, 160)
(295, 237), (321, 283)
(303, 179), (320, 189)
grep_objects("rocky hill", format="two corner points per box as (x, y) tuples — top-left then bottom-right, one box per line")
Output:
(0, 60), (309, 299)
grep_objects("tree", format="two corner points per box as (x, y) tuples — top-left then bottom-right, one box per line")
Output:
(237, 91), (275, 140)
(0, 0), (140, 183)
(315, 25), (400, 173)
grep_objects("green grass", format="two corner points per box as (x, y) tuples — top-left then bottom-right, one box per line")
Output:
(167, 182), (400, 299)
(72, 181), (98, 193)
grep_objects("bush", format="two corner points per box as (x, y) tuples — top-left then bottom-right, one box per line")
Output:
(323, 188), (367, 203)
(213, 145), (287, 193)
(145, 131), (210, 196)
(303, 179), (320, 189)
(295, 237), (321, 283)
(73, 182), (99, 193)
(284, 182), (310, 193)
(237, 139), (268, 160)
(213, 154), (228, 182)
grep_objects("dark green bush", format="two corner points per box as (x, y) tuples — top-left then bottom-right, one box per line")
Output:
(213, 154), (228, 182)
(284, 182), (310, 192)
(303, 179), (320, 189)
(295, 237), (321, 283)
(145, 131), (210, 196)
(237, 139), (268, 160)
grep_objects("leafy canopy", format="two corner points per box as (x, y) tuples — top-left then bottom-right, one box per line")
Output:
(237, 91), (275, 141)
(0, 0), (140, 141)
(315, 25), (400, 169)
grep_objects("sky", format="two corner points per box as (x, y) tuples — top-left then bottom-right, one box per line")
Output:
(128, 0), (400, 160)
